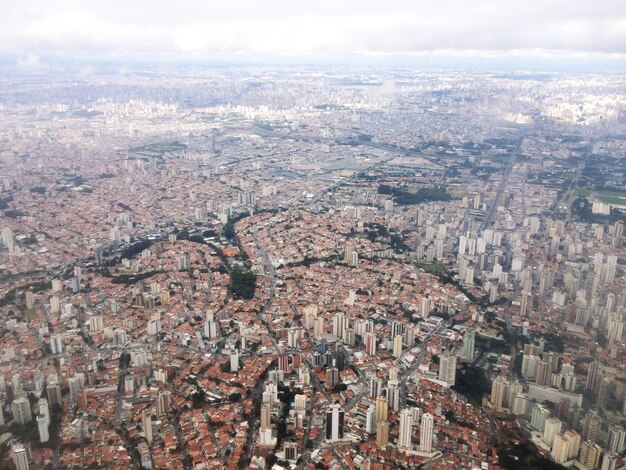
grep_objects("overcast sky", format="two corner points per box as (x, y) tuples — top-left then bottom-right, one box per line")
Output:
(1, 0), (625, 65)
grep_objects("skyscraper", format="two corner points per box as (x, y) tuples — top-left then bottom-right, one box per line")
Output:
(543, 418), (562, 447)
(579, 441), (601, 470)
(387, 380), (400, 411)
(398, 408), (413, 450)
(490, 376), (507, 409)
(156, 391), (171, 417)
(365, 332), (377, 356)
(601, 453), (618, 470)
(607, 425), (625, 454)
(439, 351), (457, 386)
(365, 405), (376, 434)
(392, 334), (403, 358)
(583, 410), (601, 442)
(260, 403), (271, 429)
(586, 360), (602, 392)
(11, 443), (29, 470)
(375, 395), (388, 423)
(50, 334), (63, 355)
(37, 415), (49, 443)
(142, 409), (153, 443)
(11, 397), (32, 424)
(462, 328), (475, 361)
(376, 420), (389, 447)
(420, 412), (434, 453)
(2, 227), (15, 254)
(326, 404), (344, 442)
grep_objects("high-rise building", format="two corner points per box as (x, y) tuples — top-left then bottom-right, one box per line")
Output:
(535, 361), (552, 386)
(68, 377), (81, 403)
(47, 380), (62, 408)
(204, 318), (219, 338)
(11, 443), (29, 470)
(607, 425), (625, 454)
(392, 335), (403, 358)
(530, 404), (549, 433)
(420, 412), (434, 453)
(344, 243), (358, 267)
(261, 403), (271, 429)
(490, 376), (507, 409)
(551, 433), (570, 464)
(376, 420), (389, 447)
(565, 431), (581, 461)
(579, 441), (601, 470)
(597, 377), (613, 409)
(438, 351), (457, 386)
(11, 397), (32, 424)
(462, 328), (475, 361)
(284, 441), (298, 461)
(142, 409), (153, 443)
(332, 313), (345, 339)
(387, 380), (400, 411)
(521, 354), (540, 378)
(326, 367), (340, 389)
(601, 452), (618, 470)
(398, 408), (414, 450)
(2, 227), (15, 254)
(37, 415), (49, 443)
(543, 418), (562, 447)
(230, 349), (239, 373)
(586, 360), (602, 392)
(294, 394), (307, 411)
(583, 410), (601, 442)
(25, 291), (34, 310)
(156, 391), (171, 417)
(314, 317), (324, 338)
(368, 374), (384, 399)
(375, 395), (388, 423)
(365, 332), (377, 356)
(365, 405), (376, 434)
(325, 404), (344, 442)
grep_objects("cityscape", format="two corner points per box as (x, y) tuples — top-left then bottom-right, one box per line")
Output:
(1, 2), (626, 470)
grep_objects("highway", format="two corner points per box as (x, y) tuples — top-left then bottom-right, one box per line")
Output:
(479, 146), (519, 232)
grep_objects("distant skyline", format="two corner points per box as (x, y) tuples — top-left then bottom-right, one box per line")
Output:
(2, 0), (625, 70)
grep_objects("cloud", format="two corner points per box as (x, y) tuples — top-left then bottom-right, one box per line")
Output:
(0, 0), (625, 61)
(15, 54), (42, 70)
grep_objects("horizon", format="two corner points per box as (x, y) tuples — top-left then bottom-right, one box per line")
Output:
(1, 0), (625, 73)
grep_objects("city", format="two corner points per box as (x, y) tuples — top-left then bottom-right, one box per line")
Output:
(0, 1), (626, 468)
(0, 65), (625, 469)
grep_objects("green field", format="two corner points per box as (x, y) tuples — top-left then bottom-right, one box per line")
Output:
(130, 141), (187, 156)
(577, 188), (626, 207)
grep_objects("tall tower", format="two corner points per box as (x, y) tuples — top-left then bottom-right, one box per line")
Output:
(11, 443), (29, 470)
(365, 332), (377, 356)
(586, 360), (602, 392)
(376, 420), (389, 448)
(579, 441), (601, 470)
(365, 405), (376, 434)
(462, 328), (475, 360)
(439, 351), (457, 386)
(398, 408), (414, 449)
(11, 397), (32, 424)
(392, 335), (403, 358)
(142, 409), (153, 443)
(607, 425), (625, 454)
(490, 376), (507, 409)
(420, 412), (434, 453)
(37, 415), (49, 443)
(260, 403), (271, 429)
(375, 395), (388, 423)
(325, 404), (344, 442)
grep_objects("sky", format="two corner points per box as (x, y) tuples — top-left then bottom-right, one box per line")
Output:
(1, 0), (625, 68)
